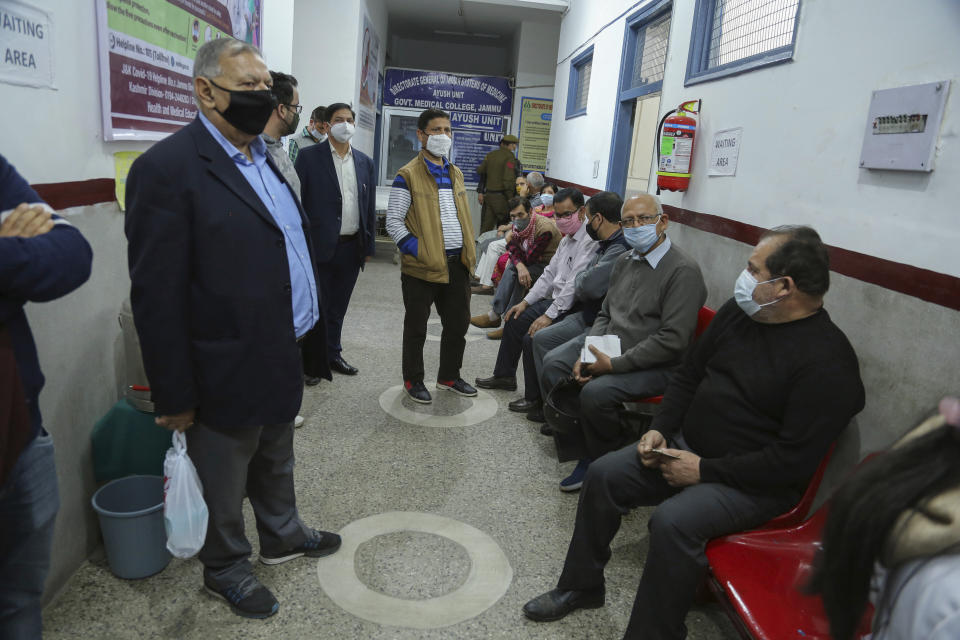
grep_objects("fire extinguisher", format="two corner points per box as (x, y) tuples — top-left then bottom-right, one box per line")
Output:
(656, 100), (701, 194)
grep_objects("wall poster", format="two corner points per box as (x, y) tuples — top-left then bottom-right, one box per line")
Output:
(518, 96), (552, 173)
(95, 0), (264, 141)
(354, 12), (381, 155)
(0, 0), (55, 89)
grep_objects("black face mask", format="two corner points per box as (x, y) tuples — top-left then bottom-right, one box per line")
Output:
(585, 214), (602, 241)
(207, 78), (277, 135)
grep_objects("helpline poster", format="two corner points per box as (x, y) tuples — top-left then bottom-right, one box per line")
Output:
(95, 0), (263, 141)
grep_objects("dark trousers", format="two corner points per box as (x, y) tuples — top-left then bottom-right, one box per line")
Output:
(186, 421), (309, 588)
(493, 298), (552, 380)
(542, 334), (673, 460)
(480, 191), (509, 234)
(491, 262), (546, 317)
(557, 442), (792, 640)
(316, 236), (362, 360)
(0, 433), (58, 640)
(401, 258), (471, 383)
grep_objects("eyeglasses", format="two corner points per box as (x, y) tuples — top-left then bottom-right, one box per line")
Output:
(283, 103), (303, 114)
(621, 214), (661, 228)
(554, 207), (581, 220)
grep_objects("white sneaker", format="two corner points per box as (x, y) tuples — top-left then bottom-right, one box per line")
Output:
(294, 415), (305, 428)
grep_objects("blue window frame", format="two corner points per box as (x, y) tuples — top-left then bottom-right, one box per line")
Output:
(606, 0), (672, 195)
(565, 46), (593, 119)
(686, 0), (801, 86)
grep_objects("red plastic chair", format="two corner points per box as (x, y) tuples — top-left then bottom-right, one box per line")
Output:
(634, 306), (716, 406)
(703, 453), (882, 640)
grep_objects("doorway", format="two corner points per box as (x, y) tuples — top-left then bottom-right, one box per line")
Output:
(606, 0), (672, 197)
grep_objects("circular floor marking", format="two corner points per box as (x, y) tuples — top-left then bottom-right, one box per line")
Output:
(379, 384), (498, 428)
(317, 511), (513, 629)
(425, 318), (487, 343)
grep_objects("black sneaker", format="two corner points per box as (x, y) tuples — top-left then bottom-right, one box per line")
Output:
(436, 378), (478, 397)
(204, 573), (278, 619)
(404, 380), (432, 404)
(259, 529), (342, 565)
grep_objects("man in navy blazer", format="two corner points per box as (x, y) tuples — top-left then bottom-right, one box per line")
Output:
(125, 39), (338, 620)
(295, 103), (376, 376)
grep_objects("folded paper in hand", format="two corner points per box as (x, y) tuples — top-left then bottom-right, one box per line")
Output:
(581, 335), (621, 364)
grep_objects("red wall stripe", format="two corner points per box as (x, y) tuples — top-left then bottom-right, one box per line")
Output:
(29, 176), (960, 312)
(546, 177), (959, 312)
(32, 179), (116, 211)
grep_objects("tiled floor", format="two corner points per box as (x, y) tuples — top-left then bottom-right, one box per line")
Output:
(43, 251), (739, 639)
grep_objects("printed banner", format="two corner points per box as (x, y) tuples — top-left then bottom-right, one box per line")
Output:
(383, 69), (512, 115)
(0, 0), (55, 89)
(518, 96), (552, 173)
(95, 0), (264, 141)
(384, 68), (512, 186)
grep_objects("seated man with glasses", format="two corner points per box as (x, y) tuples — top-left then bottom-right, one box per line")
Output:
(538, 194), (706, 492)
(470, 195), (562, 340)
(474, 188), (590, 389)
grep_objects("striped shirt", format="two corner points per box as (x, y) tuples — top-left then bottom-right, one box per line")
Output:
(386, 156), (463, 251)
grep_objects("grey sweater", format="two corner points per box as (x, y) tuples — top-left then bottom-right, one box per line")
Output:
(590, 240), (706, 374)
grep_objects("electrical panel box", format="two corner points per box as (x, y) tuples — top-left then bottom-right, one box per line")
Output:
(859, 80), (950, 172)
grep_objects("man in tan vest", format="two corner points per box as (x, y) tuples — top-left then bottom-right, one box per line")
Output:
(385, 108), (478, 404)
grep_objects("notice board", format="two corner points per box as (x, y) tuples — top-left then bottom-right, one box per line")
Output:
(95, 0), (264, 141)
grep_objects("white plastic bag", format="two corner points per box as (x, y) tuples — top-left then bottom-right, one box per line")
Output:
(163, 431), (209, 558)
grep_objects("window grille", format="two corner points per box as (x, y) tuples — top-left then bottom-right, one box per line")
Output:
(709, 0), (799, 68)
(631, 12), (671, 89)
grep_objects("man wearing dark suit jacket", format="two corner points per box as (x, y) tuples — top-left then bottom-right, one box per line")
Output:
(125, 39), (339, 620)
(295, 103), (376, 376)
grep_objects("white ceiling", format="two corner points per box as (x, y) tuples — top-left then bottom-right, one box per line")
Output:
(385, 0), (565, 41)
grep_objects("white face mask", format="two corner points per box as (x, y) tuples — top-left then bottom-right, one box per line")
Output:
(330, 121), (355, 143)
(310, 126), (327, 143)
(426, 133), (452, 158)
(734, 269), (785, 316)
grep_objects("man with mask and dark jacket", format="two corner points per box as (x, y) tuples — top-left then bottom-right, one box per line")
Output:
(523, 225), (864, 640)
(0, 154), (93, 639)
(125, 39), (339, 620)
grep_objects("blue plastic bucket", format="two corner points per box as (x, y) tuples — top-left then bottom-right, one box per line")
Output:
(91, 475), (170, 579)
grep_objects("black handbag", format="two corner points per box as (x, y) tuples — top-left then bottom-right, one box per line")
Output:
(544, 377), (588, 463)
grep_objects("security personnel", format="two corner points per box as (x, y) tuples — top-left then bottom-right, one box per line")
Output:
(477, 134), (522, 233)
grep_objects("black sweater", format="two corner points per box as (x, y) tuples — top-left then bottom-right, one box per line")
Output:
(652, 298), (865, 499)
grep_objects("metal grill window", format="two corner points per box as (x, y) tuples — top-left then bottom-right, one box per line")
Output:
(630, 13), (671, 89)
(574, 57), (592, 111)
(708, 0), (799, 68)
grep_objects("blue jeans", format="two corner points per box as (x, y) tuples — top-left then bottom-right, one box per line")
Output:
(0, 432), (59, 639)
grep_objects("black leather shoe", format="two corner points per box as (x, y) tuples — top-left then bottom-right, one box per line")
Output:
(404, 380), (432, 404)
(522, 587), (605, 622)
(303, 375), (321, 386)
(474, 375), (517, 391)
(330, 355), (358, 376)
(539, 423), (554, 436)
(509, 398), (539, 413)
(528, 408), (547, 424)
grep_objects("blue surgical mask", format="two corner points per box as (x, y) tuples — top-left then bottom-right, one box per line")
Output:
(734, 269), (785, 316)
(540, 193), (554, 207)
(624, 224), (660, 253)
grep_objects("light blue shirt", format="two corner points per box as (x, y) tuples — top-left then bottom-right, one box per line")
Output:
(198, 112), (319, 337)
(631, 235), (672, 269)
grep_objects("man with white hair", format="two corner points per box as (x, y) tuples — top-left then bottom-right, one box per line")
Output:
(526, 171), (546, 209)
(538, 194), (707, 492)
(125, 38), (340, 620)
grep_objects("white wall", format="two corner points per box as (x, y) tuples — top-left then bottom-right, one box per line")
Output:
(547, 0), (645, 188)
(545, 0), (960, 457)
(0, 1), (295, 184)
(292, 0), (387, 157)
(549, 0), (960, 279)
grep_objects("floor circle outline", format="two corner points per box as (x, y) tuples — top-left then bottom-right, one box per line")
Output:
(316, 511), (513, 629)
(378, 384), (498, 428)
